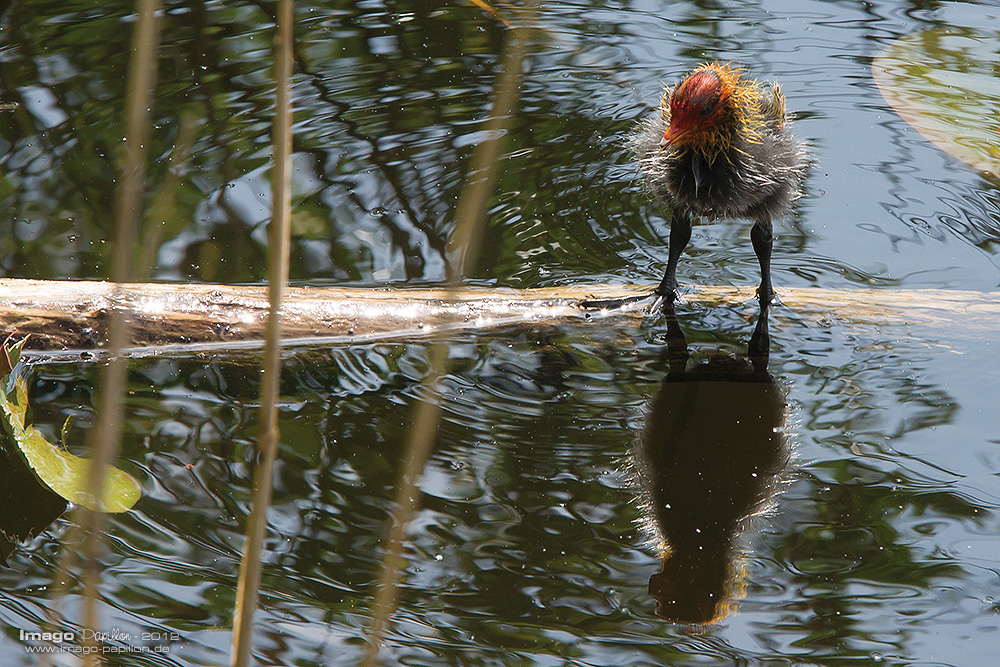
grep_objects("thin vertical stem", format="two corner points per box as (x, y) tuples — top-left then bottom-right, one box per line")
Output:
(110, 0), (162, 287)
(446, 23), (530, 284)
(229, 0), (294, 665)
(362, 343), (446, 663)
(361, 8), (533, 665)
(73, 1), (161, 665)
(137, 111), (199, 279)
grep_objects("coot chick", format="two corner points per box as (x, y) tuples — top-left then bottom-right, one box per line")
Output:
(633, 62), (807, 306)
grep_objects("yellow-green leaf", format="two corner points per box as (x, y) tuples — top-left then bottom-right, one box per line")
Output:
(0, 374), (141, 513)
(15, 425), (141, 513)
(873, 26), (1000, 177)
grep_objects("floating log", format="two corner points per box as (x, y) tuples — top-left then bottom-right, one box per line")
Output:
(0, 279), (997, 357)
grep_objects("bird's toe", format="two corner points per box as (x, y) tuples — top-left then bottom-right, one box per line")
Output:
(645, 289), (678, 315)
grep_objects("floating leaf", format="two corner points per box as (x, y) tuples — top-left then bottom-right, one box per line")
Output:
(12, 421), (140, 514)
(0, 340), (140, 513)
(873, 26), (1000, 177)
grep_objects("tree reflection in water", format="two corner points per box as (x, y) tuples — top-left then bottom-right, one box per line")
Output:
(633, 306), (789, 624)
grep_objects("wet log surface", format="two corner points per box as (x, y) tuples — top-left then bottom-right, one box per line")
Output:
(0, 279), (997, 358)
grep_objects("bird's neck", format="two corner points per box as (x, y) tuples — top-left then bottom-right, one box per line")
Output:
(676, 119), (748, 165)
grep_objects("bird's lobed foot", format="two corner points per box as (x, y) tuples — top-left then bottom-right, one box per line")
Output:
(647, 287), (681, 315)
(645, 294), (667, 315)
(757, 287), (775, 306)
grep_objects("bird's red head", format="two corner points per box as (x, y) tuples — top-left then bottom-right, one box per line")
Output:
(660, 63), (755, 154)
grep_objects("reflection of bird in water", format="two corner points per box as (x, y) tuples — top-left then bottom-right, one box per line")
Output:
(632, 62), (807, 313)
(632, 312), (789, 624)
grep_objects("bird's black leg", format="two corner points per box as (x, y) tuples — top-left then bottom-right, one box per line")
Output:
(749, 218), (774, 358)
(655, 212), (693, 302)
(750, 218), (773, 306)
(579, 212), (694, 313)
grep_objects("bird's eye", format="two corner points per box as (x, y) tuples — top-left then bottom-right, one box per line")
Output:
(699, 104), (715, 118)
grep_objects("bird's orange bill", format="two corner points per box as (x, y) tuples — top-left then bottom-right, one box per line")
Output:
(659, 122), (689, 150)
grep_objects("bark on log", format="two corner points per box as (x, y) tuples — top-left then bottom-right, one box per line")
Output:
(0, 279), (996, 357)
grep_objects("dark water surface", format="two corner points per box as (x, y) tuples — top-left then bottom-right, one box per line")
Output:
(1, 1), (999, 665)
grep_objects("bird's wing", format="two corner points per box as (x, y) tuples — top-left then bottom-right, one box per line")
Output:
(759, 83), (787, 131)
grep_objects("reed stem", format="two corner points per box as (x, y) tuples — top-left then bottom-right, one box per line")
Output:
(361, 7), (534, 664)
(229, 0), (294, 665)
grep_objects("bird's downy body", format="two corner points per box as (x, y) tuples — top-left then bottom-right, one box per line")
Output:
(634, 64), (804, 224)
(631, 62), (807, 332)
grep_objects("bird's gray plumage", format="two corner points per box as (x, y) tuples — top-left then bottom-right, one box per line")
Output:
(631, 83), (807, 225)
